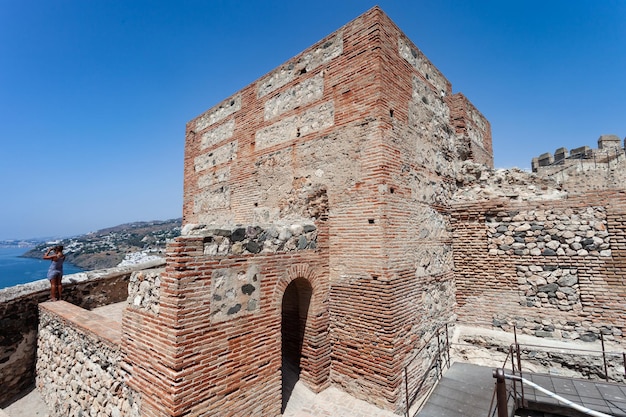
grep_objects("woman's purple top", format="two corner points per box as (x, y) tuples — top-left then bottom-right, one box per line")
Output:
(47, 256), (64, 279)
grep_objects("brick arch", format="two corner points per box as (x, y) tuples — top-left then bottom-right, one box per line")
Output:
(274, 263), (330, 393)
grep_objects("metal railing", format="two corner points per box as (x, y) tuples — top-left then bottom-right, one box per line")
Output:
(402, 323), (451, 417)
(494, 370), (613, 417)
(490, 328), (626, 417)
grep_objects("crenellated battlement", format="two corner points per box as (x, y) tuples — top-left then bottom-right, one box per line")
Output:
(532, 134), (625, 172)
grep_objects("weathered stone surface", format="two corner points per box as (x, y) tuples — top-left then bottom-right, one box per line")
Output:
(210, 264), (260, 323)
(485, 207), (610, 257)
(195, 94), (241, 132)
(127, 269), (163, 315)
(36, 308), (141, 417)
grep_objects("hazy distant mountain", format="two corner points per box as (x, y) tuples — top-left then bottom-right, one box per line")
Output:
(23, 218), (182, 270)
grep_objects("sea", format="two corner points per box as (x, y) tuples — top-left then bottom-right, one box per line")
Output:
(0, 247), (83, 290)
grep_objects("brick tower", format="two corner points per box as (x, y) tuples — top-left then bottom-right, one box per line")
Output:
(122, 7), (491, 416)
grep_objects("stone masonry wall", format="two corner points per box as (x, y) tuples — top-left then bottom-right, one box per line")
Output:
(451, 191), (626, 345)
(36, 302), (141, 417)
(0, 260), (163, 408)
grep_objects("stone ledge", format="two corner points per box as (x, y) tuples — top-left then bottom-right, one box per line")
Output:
(39, 301), (121, 346)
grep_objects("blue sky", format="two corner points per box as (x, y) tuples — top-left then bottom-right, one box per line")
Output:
(1, 1), (624, 241)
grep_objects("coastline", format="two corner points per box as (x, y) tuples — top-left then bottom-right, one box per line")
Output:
(0, 247), (83, 290)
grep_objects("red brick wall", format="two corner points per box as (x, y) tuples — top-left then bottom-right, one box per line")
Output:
(123, 223), (330, 416)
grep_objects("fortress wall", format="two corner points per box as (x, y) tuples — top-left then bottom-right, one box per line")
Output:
(36, 301), (140, 417)
(183, 11), (381, 229)
(0, 262), (162, 408)
(451, 191), (626, 345)
(538, 154), (626, 192)
(123, 229), (330, 417)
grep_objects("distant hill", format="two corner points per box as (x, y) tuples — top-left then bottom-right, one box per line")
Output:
(23, 218), (182, 270)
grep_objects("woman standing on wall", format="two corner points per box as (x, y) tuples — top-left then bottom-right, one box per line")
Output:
(44, 245), (65, 301)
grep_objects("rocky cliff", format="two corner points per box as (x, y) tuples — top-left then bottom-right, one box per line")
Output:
(23, 219), (181, 270)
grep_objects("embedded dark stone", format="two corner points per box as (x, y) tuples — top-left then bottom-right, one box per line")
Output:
(297, 236), (308, 250)
(543, 265), (558, 271)
(303, 225), (317, 233)
(534, 330), (553, 338)
(492, 318), (507, 327)
(497, 225), (508, 233)
(227, 304), (241, 315)
(231, 228), (246, 242)
(213, 294), (222, 301)
(245, 241), (262, 253)
(514, 250), (526, 256)
(538, 283), (558, 293)
(600, 327), (612, 335)
(557, 275), (577, 287)
(580, 332), (598, 342)
(241, 284), (256, 296)
(246, 226), (263, 238)
(542, 248), (557, 256)
(209, 229), (231, 237)
(531, 225), (544, 231)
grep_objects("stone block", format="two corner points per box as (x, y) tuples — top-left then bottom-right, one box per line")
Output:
(598, 134), (621, 149)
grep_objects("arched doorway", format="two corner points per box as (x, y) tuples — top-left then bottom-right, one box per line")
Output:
(281, 277), (312, 412)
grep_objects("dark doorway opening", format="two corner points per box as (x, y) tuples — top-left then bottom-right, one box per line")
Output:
(281, 277), (312, 412)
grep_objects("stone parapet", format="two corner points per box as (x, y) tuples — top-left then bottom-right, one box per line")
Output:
(36, 301), (141, 417)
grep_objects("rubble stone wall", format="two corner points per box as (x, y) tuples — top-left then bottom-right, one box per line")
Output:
(36, 302), (141, 417)
(451, 191), (626, 345)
